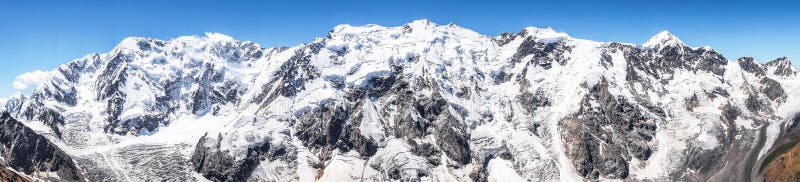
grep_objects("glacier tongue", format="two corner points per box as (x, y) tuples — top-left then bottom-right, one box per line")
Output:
(1, 19), (799, 182)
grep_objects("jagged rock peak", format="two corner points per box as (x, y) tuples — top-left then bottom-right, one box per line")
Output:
(738, 56), (756, 62)
(643, 30), (685, 49)
(764, 57), (798, 77)
(737, 57), (767, 76)
(765, 57), (793, 67)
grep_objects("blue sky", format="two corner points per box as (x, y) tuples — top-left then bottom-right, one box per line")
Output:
(1, 0), (798, 97)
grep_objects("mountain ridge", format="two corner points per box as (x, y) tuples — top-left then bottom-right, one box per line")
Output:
(1, 19), (798, 181)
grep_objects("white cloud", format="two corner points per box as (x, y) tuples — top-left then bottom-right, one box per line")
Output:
(13, 70), (52, 90)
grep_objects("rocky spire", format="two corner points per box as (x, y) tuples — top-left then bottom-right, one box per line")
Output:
(764, 57), (798, 77)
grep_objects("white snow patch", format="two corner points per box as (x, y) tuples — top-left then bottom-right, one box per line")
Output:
(643, 31), (685, 49)
(486, 158), (526, 182)
(359, 99), (385, 142)
(522, 27), (570, 43)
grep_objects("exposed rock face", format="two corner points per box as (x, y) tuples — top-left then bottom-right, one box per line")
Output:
(433, 109), (472, 165)
(764, 57), (798, 77)
(0, 163), (30, 182)
(511, 37), (572, 68)
(294, 102), (351, 156)
(620, 42), (727, 81)
(516, 91), (551, 113)
(271, 46), (322, 99)
(0, 113), (85, 181)
(739, 57), (766, 76)
(760, 77), (787, 102)
(191, 133), (250, 181)
(191, 133), (294, 182)
(790, 113), (800, 132)
(561, 78), (658, 179)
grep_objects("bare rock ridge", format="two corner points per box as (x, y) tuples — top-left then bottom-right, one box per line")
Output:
(0, 113), (85, 181)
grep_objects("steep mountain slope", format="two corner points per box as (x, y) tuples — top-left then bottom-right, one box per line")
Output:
(0, 113), (85, 181)
(2, 19), (799, 181)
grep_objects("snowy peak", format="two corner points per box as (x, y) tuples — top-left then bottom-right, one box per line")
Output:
(764, 57), (798, 77)
(114, 36), (159, 54)
(330, 23), (386, 35)
(109, 32), (265, 65)
(330, 19), (438, 35)
(643, 30), (685, 49)
(406, 19), (433, 29)
(330, 19), (481, 39)
(521, 26), (570, 43)
(402, 19), (469, 32)
(737, 57), (767, 76)
(1, 92), (24, 111)
(113, 32), (249, 54)
(765, 57), (793, 67)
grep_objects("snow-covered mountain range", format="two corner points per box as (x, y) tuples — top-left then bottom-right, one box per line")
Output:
(1, 19), (799, 181)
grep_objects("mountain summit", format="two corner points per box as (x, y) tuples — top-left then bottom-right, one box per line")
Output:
(643, 30), (685, 49)
(0, 20), (798, 181)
